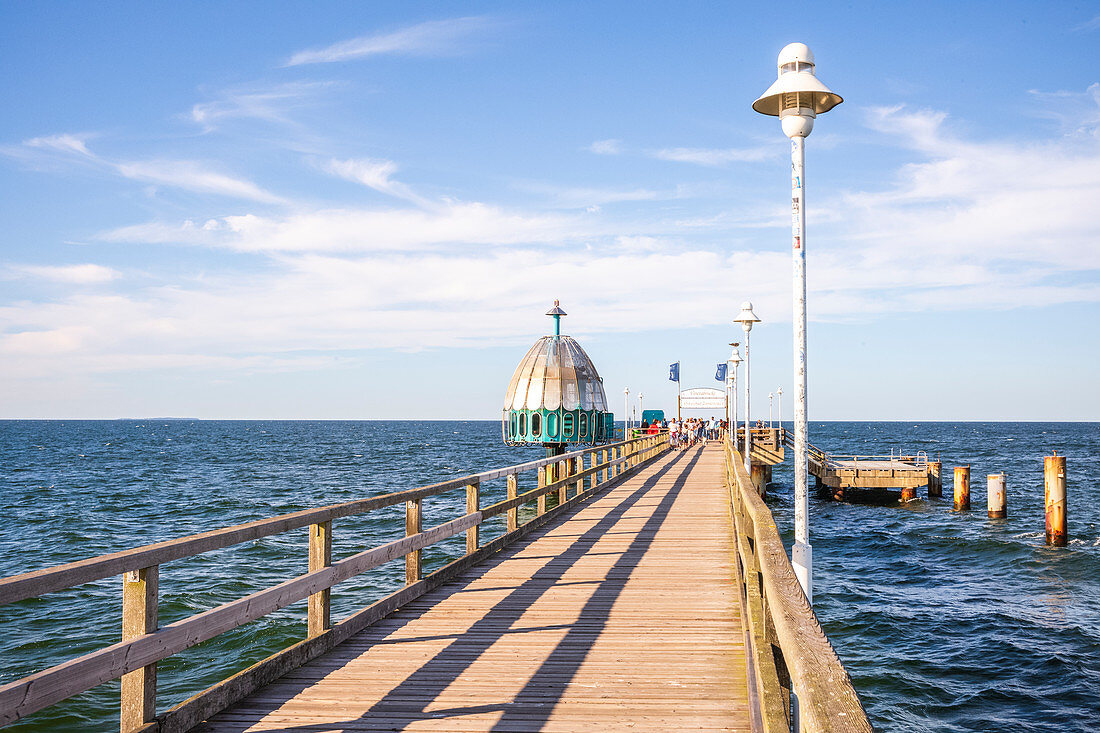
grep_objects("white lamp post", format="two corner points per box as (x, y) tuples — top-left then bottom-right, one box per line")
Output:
(754, 42), (842, 605)
(727, 343), (741, 445)
(638, 392), (644, 425)
(768, 392), (774, 428)
(776, 386), (783, 429)
(624, 387), (630, 432)
(733, 302), (761, 474)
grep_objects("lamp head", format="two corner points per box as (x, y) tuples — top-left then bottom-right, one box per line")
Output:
(733, 301), (761, 332)
(752, 42), (842, 138)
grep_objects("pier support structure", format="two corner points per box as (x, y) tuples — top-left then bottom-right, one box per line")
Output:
(987, 473), (1007, 519)
(953, 466), (971, 511)
(927, 461), (942, 498)
(1045, 454), (1067, 546)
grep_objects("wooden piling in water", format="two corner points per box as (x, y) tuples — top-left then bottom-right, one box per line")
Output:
(987, 473), (1006, 519)
(927, 461), (942, 498)
(1045, 454), (1067, 546)
(900, 485), (917, 502)
(953, 465), (970, 510)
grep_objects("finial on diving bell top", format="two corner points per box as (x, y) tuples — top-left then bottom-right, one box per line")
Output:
(546, 299), (566, 335)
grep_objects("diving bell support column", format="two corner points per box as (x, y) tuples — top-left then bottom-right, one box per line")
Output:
(791, 134), (812, 603)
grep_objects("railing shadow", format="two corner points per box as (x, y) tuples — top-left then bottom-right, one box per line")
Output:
(201, 447), (702, 732)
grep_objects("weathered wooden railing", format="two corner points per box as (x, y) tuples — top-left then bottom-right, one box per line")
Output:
(0, 432), (670, 732)
(724, 438), (872, 732)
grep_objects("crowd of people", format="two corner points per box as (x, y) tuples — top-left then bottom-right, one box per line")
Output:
(636, 417), (729, 449)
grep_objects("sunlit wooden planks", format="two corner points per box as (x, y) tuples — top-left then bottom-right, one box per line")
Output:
(194, 446), (749, 732)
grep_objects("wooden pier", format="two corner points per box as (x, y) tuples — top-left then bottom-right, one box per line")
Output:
(741, 427), (935, 501)
(0, 434), (870, 733)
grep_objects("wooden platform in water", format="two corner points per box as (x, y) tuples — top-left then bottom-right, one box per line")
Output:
(194, 445), (750, 732)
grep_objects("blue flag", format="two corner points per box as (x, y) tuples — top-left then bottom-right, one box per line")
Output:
(715, 363), (728, 382)
(668, 362), (679, 382)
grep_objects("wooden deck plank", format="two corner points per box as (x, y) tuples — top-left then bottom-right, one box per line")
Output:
(194, 445), (749, 733)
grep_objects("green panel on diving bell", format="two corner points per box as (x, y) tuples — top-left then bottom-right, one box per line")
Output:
(504, 408), (612, 445)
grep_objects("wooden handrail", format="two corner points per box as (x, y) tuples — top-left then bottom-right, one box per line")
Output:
(0, 434), (648, 606)
(725, 438), (871, 732)
(0, 433), (671, 730)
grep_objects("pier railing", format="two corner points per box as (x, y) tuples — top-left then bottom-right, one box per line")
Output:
(724, 438), (872, 732)
(0, 432), (670, 732)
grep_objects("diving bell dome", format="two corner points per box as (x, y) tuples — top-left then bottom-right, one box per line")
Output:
(502, 302), (613, 448)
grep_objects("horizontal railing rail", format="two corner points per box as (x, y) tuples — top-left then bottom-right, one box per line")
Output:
(724, 437), (872, 732)
(826, 454), (929, 466)
(0, 433), (671, 732)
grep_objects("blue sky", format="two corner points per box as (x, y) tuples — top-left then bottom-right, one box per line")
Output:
(1, 1), (1098, 420)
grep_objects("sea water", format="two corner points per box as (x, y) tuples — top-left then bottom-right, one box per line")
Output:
(1, 420), (1097, 731)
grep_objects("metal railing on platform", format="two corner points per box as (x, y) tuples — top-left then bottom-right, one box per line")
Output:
(0, 433), (671, 732)
(724, 438), (872, 733)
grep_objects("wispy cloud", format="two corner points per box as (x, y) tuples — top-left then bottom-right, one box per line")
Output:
(515, 181), (663, 209)
(116, 160), (286, 204)
(8, 134), (285, 204)
(100, 202), (589, 253)
(7, 263), (120, 284)
(322, 157), (432, 207)
(587, 139), (623, 155)
(190, 81), (335, 131)
(1071, 14), (1100, 32)
(287, 16), (495, 66)
(649, 145), (773, 166)
(1026, 82), (1100, 137)
(23, 133), (94, 157)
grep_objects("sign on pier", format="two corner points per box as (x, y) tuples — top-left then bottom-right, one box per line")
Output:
(678, 387), (727, 410)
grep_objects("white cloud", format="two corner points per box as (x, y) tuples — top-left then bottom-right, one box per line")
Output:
(8, 264), (120, 284)
(101, 202), (591, 253)
(1026, 83), (1100, 138)
(9, 134), (286, 205)
(287, 16), (495, 66)
(588, 139), (623, 155)
(517, 182), (662, 209)
(322, 157), (431, 206)
(650, 145), (773, 166)
(843, 102), (1100, 272)
(23, 133), (94, 157)
(7, 88), (1100, 387)
(115, 160), (286, 204)
(190, 81), (335, 130)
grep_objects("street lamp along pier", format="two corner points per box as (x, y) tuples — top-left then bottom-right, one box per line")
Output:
(753, 42), (842, 607)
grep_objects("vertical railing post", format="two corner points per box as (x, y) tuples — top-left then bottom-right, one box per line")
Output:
(537, 465), (547, 515)
(507, 473), (519, 532)
(121, 565), (158, 733)
(466, 480), (480, 554)
(307, 520), (332, 637)
(575, 456), (584, 496)
(405, 498), (422, 584)
(558, 460), (569, 504)
(601, 448), (608, 483)
(589, 452), (597, 491)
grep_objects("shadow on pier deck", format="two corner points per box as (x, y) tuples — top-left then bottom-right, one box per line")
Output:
(198, 447), (747, 732)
